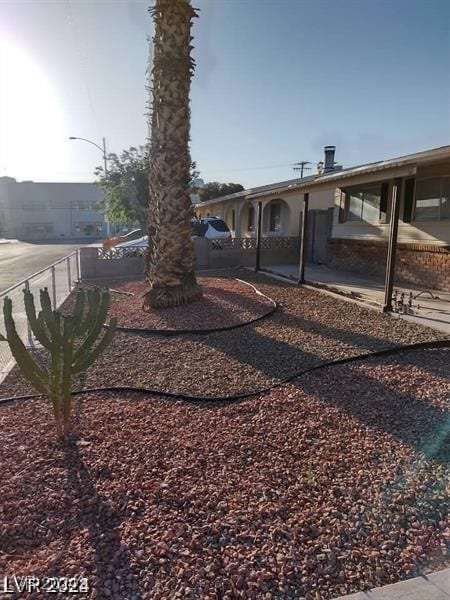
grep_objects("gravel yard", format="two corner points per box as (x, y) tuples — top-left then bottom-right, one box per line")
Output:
(0, 349), (448, 599)
(105, 276), (275, 331)
(0, 271), (446, 399)
(0, 271), (448, 599)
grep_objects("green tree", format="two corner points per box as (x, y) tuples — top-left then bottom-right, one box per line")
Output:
(144, 0), (202, 310)
(198, 182), (244, 202)
(95, 146), (199, 231)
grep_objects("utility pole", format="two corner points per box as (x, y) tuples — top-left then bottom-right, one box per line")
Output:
(293, 161), (312, 178)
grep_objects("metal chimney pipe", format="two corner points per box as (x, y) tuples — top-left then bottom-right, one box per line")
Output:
(323, 146), (336, 172)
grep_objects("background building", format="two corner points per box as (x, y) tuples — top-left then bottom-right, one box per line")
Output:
(0, 177), (108, 240)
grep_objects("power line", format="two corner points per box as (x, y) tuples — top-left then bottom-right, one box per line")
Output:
(65, 0), (101, 139)
(292, 161), (312, 178)
(201, 163), (294, 174)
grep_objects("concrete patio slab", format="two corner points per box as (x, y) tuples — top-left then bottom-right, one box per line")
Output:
(262, 263), (450, 335)
(335, 593), (370, 599)
(426, 569), (450, 596)
(334, 568), (450, 600)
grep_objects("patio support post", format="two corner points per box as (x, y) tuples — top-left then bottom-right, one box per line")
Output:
(298, 192), (309, 284)
(234, 199), (241, 238)
(383, 178), (402, 312)
(254, 201), (262, 272)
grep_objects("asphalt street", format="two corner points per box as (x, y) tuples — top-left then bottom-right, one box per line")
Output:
(0, 240), (93, 293)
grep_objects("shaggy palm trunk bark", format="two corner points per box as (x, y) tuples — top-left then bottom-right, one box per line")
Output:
(144, 0), (202, 310)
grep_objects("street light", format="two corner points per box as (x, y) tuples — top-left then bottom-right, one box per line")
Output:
(69, 135), (110, 235)
(69, 136), (108, 176)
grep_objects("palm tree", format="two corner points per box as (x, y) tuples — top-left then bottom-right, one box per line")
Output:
(144, 0), (202, 310)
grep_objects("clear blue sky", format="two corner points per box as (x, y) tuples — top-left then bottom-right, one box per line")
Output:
(0, 0), (449, 187)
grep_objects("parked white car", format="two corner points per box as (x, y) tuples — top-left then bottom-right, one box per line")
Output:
(115, 217), (231, 250)
(191, 217), (232, 240)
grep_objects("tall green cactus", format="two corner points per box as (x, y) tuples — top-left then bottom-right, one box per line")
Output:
(0, 287), (117, 437)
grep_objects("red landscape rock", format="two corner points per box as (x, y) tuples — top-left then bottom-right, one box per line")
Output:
(0, 271), (448, 599)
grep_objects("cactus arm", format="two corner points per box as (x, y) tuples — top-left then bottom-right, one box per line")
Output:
(37, 312), (58, 351)
(40, 289), (63, 344)
(50, 348), (63, 435)
(55, 313), (64, 341)
(71, 290), (85, 335)
(63, 315), (75, 342)
(75, 288), (100, 337)
(73, 289), (110, 363)
(3, 297), (49, 395)
(61, 332), (73, 431)
(72, 317), (117, 373)
(23, 289), (52, 349)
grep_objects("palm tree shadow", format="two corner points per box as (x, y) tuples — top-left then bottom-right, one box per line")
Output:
(150, 280), (273, 330)
(62, 434), (142, 598)
(200, 304), (406, 386)
(200, 316), (449, 464)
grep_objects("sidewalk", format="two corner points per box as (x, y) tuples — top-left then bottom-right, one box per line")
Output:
(0, 252), (79, 383)
(263, 263), (450, 335)
(334, 567), (449, 599)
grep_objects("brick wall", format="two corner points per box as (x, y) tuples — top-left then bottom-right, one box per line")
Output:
(327, 239), (450, 291)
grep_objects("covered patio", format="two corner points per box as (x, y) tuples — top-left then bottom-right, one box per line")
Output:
(260, 262), (450, 335)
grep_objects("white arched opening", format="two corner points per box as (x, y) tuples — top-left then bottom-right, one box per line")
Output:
(224, 206), (236, 233)
(263, 199), (290, 235)
(240, 202), (256, 235)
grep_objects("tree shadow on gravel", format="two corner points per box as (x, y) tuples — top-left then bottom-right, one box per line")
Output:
(264, 309), (409, 350)
(151, 295), (265, 330)
(203, 326), (324, 382)
(130, 280), (273, 331)
(201, 307), (412, 387)
(392, 347), (450, 381)
(63, 437), (142, 599)
(290, 362), (449, 466)
(201, 318), (449, 463)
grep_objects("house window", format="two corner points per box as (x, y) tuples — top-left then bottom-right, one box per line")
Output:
(248, 205), (255, 231)
(414, 177), (450, 221)
(269, 202), (282, 232)
(231, 209), (235, 231)
(344, 183), (385, 222)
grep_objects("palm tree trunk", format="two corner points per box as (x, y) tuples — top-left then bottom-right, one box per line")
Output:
(144, 0), (202, 310)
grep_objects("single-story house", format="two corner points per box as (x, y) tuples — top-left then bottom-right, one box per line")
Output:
(194, 145), (450, 292)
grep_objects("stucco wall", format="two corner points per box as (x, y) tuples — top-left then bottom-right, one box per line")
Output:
(194, 187), (335, 239)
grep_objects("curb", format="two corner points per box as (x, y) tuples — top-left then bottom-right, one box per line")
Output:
(333, 567), (450, 599)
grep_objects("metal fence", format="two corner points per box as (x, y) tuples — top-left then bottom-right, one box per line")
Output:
(0, 250), (80, 383)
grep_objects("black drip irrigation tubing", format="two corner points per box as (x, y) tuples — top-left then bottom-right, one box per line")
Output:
(0, 339), (448, 406)
(106, 277), (278, 337)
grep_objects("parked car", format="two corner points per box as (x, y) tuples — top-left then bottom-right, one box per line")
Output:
(191, 217), (231, 240)
(113, 217), (231, 250)
(115, 235), (148, 249)
(103, 228), (143, 249)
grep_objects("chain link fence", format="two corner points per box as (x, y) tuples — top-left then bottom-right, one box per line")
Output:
(0, 250), (80, 383)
